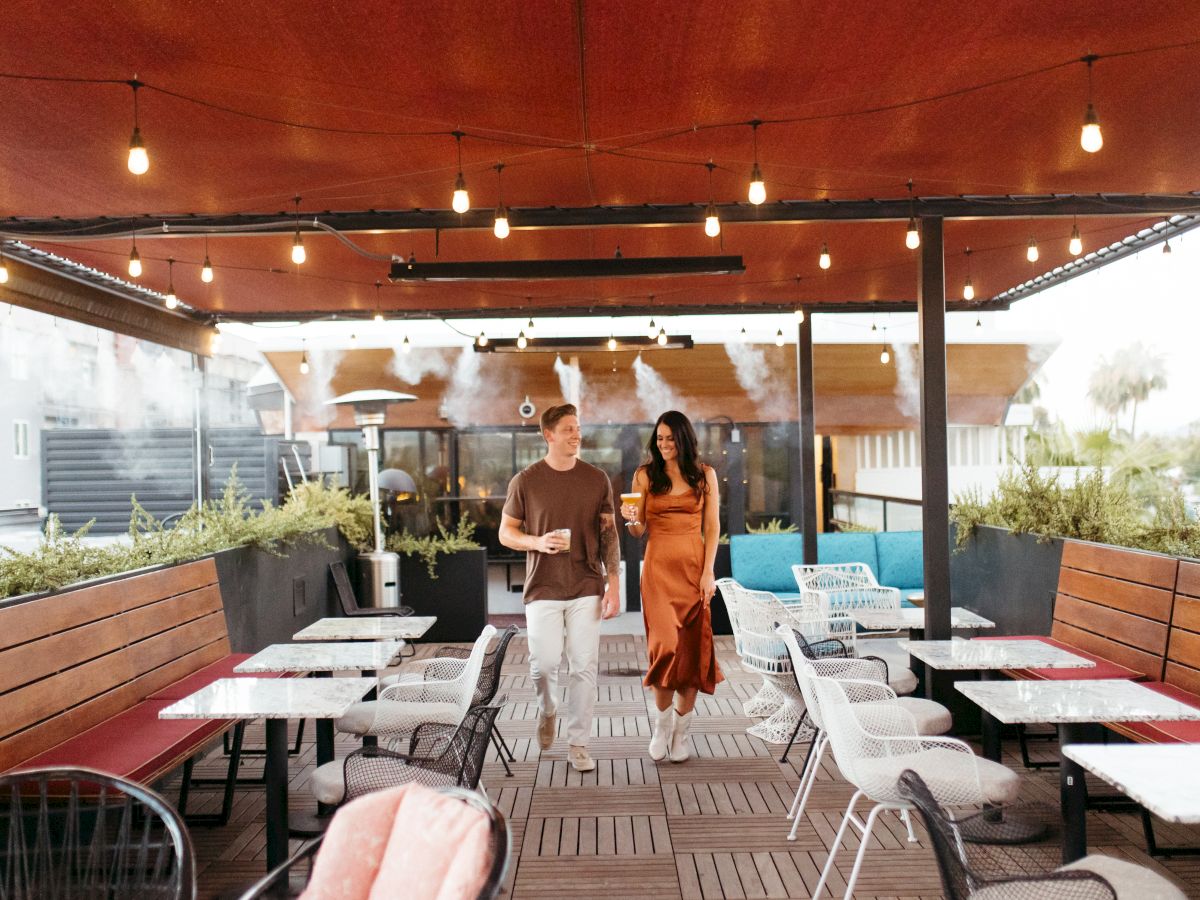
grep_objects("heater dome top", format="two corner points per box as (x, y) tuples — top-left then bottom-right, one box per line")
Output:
(326, 389), (418, 406)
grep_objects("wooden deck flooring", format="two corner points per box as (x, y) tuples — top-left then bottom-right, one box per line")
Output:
(175, 635), (1200, 899)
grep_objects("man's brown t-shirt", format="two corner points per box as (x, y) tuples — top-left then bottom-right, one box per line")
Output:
(503, 458), (615, 603)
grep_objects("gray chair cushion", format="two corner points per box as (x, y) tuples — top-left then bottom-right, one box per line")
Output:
(310, 759), (346, 806)
(856, 746), (1020, 806)
(334, 700), (461, 735)
(889, 667), (919, 696)
(972, 853), (1186, 899)
(893, 697), (953, 735)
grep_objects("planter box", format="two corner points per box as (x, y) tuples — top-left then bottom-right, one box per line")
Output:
(396, 548), (488, 643)
(949, 523), (1063, 636)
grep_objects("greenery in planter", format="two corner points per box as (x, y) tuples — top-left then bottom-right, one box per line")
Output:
(0, 471), (375, 599)
(951, 462), (1199, 559)
(385, 516), (482, 579)
(746, 518), (799, 534)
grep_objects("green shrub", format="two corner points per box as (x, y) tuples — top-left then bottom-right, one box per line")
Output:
(746, 518), (799, 534)
(0, 469), (377, 599)
(386, 516), (481, 579)
(950, 462), (1198, 559)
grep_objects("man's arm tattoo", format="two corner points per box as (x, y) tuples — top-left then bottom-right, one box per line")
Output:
(599, 514), (621, 576)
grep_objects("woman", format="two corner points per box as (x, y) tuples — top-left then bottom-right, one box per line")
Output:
(620, 410), (723, 763)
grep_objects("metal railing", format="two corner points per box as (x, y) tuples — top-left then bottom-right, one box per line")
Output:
(829, 489), (923, 532)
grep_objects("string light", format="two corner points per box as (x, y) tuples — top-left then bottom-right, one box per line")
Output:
(880, 328), (890, 365)
(646, 318), (657, 340)
(451, 132), (470, 213)
(290, 197), (306, 265)
(516, 330), (528, 350)
(401, 334), (412, 354)
(1163, 238), (1173, 256)
(975, 315), (982, 329)
(794, 309), (805, 322)
(1080, 55), (1103, 153)
(656, 327), (668, 346)
(348, 333), (358, 349)
(739, 326), (748, 343)
(477, 332), (488, 347)
(774, 328), (785, 347)
(607, 334), (617, 351)
(819, 243), (831, 270)
(210, 327), (222, 353)
(373, 280), (384, 322)
(703, 161), (721, 237)
(200, 236), (213, 283)
(1069, 220), (1083, 256)
(128, 236), (142, 278)
(962, 248), (975, 301)
(126, 79), (149, 175)
(493, 163), (509, 239)
(904, 180), (920, 249)
(1026, 236), (1039, 263)
(747, 121), (766, 205)
(299, 341), (309, 375)
(526, 317), (536, 336)
(164, 258), (178, 309)
(0, 250), (8, 285)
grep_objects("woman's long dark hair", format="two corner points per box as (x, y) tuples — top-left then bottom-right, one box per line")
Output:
(643, 410), (707, 498)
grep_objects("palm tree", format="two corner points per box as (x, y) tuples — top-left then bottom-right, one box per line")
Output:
(1086, 343), (1168, 438)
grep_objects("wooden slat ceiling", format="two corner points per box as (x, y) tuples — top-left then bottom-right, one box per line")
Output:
(2, 2), (1199, 320)
(265, 342), (1051, 434)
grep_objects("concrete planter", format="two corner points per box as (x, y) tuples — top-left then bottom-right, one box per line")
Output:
(397, 548), (488, 643)
(949, 523), (1063, 636)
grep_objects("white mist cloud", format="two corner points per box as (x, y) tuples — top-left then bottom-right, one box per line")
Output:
(723, 341), (794, 420)
(633, 355), (687, 421)
(389, 348), (451, 385)
(553, 355), (584, 406)
(440, 348), (488, 427)
(891, 342), (920, 420)
(300, 349), (344, 426)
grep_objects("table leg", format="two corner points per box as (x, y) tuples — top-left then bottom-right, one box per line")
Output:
(909, 627), (926, 695)
(1060, 722), (1089, 864)
(264, 718), (289, 870)
(291, 673), (337, 836)
(362, 668), (378, 748)
(980, 671), (1001, 763)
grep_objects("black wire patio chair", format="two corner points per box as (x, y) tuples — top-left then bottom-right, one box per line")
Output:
(330, 560), (415, 619)
(343, 700), (505, 801)
(423, 624), (520, 775)
(0, 765), (196, 900)
(236, 785), (509, 900)
(897, 769), (1130, 900)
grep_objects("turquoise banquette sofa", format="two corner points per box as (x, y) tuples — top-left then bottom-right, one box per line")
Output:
(728, 531), (924, 604)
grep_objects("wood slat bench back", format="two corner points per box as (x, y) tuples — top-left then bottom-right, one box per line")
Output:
(1165, 560), (1200, 696)
(0, 559), (231, 771)
(1051, 541), (1178, 679)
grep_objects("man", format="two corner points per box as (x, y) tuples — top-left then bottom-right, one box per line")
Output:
(499, 403), (621, 772)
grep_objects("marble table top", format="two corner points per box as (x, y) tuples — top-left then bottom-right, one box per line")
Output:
(956, 679), (1200, 725)
(848, 606), (995, 632)
(292, 616), (436, 642)
(158, 677), (376, 720)
(234, 640), (406, 673)
(904, 639), (1096, 671)
(1062, 744), (1200, 824)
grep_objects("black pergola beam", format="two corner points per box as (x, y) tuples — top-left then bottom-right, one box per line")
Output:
(796, 315), (818, 565)
(4, 194), (1200, 239)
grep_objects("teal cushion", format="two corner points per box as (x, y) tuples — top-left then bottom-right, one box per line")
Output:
(876, 531), (924, 590)
(730, 534), (803, 592)
(816, 533), (880, 581)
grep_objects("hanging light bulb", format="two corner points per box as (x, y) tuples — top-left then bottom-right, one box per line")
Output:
(1163, 239), (1173, 256)
(794, 309), (805, 322)
(0, 252), (8, 285)
(905, 218), (920, 250)
(164, 258), (178, 309)
(348, 333), (358, 349)
(962, 248), (975, 301)
(373, 280), (384, 322)
(516, 330), (528, 350)
(526, 317), (536, 336)
(126, 80), (149, 175)
(210, 329), (223, 353)
(703, 161), (721, 236)
(451, 132), (470, 213)
(774, 328), (785, 347)
(747, 121), (766, 205)
(401, 334), (412, 354)
(607, 334), (617, 351)
(1080, 56), (1103, 153)
(739, 326), (748, 343)
(128, 238), (142, 278)
(819, 243), (831, 270)
(646, 318), (657, 340)
(1069, 221), (1083, 256)
(655, 327), (667, 346)
(201, 255), (214, 284)
(374, 311), (385, 323)
(880, 347), (891, 365)
(1026, 237), (1039, 263)
(299, 350), (310, 375)
(492, 163), (509, 238)
(290, 197), (306, 264)
(975, 315), (982, 329)
(477, 332), (488, 347)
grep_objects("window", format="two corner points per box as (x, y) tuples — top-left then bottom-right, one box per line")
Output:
(12, 420), (30, 459)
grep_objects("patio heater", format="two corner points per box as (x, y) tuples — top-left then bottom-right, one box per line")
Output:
(326, 389), (417, 608)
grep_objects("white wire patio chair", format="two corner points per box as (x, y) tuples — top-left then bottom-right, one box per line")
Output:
(777, 624), (953, 843)
(334, 624), (497, 743)
(716, 578), (785, 718)
(792, 562), (903, 626)
(805, 664), (1021, 900)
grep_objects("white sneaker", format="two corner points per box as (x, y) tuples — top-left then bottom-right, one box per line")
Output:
(568, 744), (595, 772)
(648, 706), (673, 761)
(537, 712), (556, 751)
(669, 710), (694, 763)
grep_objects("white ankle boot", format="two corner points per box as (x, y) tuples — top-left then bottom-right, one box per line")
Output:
(668, 709), (694, 763)
(648, 706), (673, 761)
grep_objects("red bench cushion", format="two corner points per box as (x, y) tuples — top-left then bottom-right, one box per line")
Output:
(1108, 683), (1200, 744)
(974, 635), (1142, 681)
(18, 653), (292, 784)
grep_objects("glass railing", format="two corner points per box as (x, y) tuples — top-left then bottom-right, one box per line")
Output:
(829, 489), (923, 532)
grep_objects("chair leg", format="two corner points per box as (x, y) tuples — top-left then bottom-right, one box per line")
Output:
(178, 757), (194, 816)
(779, 709), (810, 764)
(1143, 806), (1159, 856)
(292, 719), (306, 755)
(788, 733), (827, 842)
(490, 728), (514, 777)
(899, 808), (918, 843)
(813, 789), (862, 900)
(494, 723), (517, 762)
(843, 804), (885, 900)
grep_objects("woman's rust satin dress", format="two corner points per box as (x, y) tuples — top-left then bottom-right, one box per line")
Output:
(640, 487), (724, 693)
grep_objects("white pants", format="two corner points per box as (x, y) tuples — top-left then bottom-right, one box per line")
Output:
(525, 595), (601, 747)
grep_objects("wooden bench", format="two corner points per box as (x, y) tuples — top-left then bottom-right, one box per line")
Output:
(0, 558), (278, 823)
